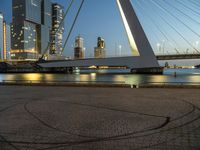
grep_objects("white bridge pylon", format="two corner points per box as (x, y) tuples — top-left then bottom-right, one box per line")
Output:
(117, 0), (159, 63)
(39, 0), (160, 70)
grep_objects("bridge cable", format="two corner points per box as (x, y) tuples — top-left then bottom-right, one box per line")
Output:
(135, 0), (180, 54)
(132, 1), (161, 47)
(152, 0), (200, 40)
(150, 0), (200, 53)
(61, 0), (85, 54)
(40, 0), (75, 59)
(135, 0), (182, 54)
(189, 0), (200, 9)
(176, 0), (200, 17)
(164, 0), (200, 25)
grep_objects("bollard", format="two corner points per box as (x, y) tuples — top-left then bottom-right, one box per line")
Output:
(173, 72), (177, 77)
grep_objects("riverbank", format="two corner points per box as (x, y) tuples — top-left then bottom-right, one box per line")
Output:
(0, 86), (199, 149)
(0, 80), (131, 88)
(0, 68), (199, 88)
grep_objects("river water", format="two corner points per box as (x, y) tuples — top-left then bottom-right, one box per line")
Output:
(0, 69), (199, 85)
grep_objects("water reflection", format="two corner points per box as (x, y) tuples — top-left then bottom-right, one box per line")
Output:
(78, 74), (89, 82)
(0, 69), (199, 85)
(148, 75), (170, 83)
(124, 75), (144, 84)
(113, 75), (125, 83)
(22, 73), (42, 81)
(90, 73), (97, 81)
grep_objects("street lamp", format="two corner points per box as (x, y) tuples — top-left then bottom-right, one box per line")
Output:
(157, 43), (161, 54)
(118, 45), (122, 56)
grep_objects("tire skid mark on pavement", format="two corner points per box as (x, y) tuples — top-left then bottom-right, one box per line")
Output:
(35, 99), (200, 150)
(24, 100), (170, 138)
(0, 103), (24, 150)
(0, 99), (200, 150)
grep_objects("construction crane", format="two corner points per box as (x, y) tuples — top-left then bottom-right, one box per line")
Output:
(38, 0), (85, 62)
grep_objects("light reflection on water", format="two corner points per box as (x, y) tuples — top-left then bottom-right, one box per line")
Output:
(0, 69), (199, 85)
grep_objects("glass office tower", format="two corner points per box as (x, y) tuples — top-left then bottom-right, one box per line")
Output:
(39, 0), (52, 55)
(11, 0), (52, 60)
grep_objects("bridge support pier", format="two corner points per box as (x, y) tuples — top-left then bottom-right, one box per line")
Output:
(131, 67), (164, 74)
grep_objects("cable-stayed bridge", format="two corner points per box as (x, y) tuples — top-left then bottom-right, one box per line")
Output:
(39, 0), (200, 73)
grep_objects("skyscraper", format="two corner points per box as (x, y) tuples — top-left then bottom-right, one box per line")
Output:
(50, 3), (64, 56)
(94, 37), (106, 58)
(0, 13), (3, 60)
(5, 23), (11, 60)
(3, 22), (11, 60)
(0, 13), (10, 61)
(39, 0), (52, 55)
(11, 0), (52, 60)
(74, 35), (85, 59)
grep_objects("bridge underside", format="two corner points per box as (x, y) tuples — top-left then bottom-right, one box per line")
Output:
(38, 56), (160, 69)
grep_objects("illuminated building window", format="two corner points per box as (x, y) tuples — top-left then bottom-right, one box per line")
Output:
(13, 6), (19, 9)
(31, 0), (38, 7)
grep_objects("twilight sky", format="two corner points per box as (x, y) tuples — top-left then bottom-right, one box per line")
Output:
(0, 0), (200, 58)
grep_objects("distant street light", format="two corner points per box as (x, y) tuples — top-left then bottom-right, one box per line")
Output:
(196, 41), (199, 50)
(118, 45), (122, 56)
(157, 43), (161, 54)
(162, 40), (165, 55)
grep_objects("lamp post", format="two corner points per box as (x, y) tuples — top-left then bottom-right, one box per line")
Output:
(118, 45), (122, 56)
(157, 43), (161, 54)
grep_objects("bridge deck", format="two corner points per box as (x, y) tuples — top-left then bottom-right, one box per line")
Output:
(156, 54), (200, 60)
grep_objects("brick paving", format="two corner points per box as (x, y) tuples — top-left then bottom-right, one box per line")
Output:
(0, 86), (199, 150)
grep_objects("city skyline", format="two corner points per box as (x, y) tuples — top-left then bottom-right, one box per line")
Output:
(0, 0), (200, 58)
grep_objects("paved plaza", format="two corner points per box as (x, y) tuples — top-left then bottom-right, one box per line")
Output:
(0, 86), (199, 150)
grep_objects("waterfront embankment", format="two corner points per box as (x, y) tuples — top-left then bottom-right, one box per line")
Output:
(0, 80), (200, 88)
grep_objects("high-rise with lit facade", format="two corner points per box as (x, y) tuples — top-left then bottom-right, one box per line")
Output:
(94, 37), (106, 58)
(0, 13), (11, 61)
(11, 0), (52, 60)
(50, 3), (64, 56)
(3, 22), (11, 60)
(0, 13), (3, 60)
(74, 35), (85, 59)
